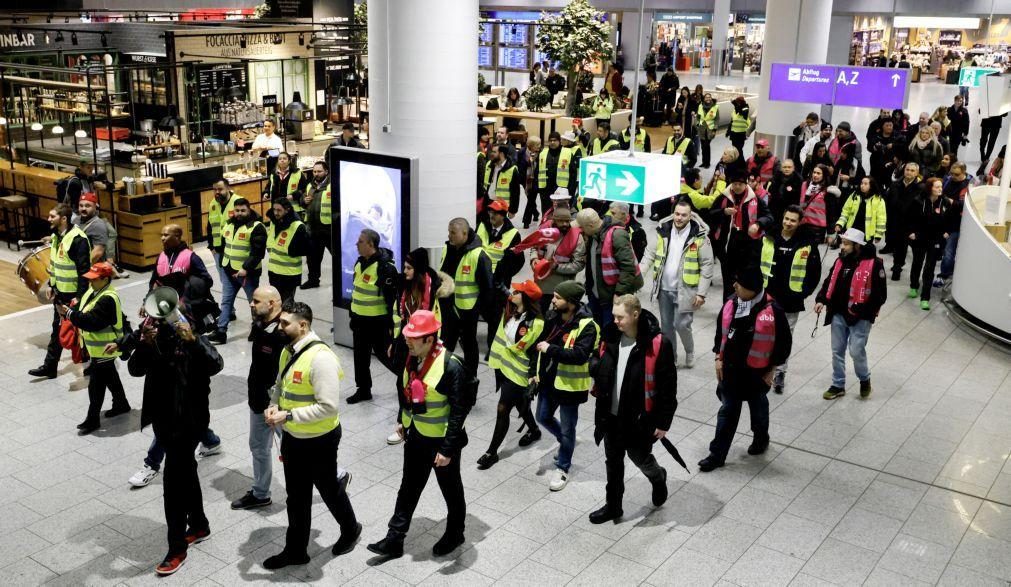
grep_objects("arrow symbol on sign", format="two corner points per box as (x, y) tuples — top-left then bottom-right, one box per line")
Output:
(615, 170), (640, 196)
(891, 73), (900, 87)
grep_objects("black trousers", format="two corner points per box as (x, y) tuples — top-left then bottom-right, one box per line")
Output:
(43, 293), (77, 368)
(910, 241), (943, 301)
(442, 306), (479, 377)
(522, 187), (541, 227)
(268, 272), (300, 304)
(86, 359), (128, 422)
(487, 374), (538, 455)
(700, 138), (712, 167)
(306, 227), (332, 285)
(281, 427), (357, 557)
(388, 428), (465, 538)
(164, 436), (208, 555)
(603, 422), (665, 508)
(890, 232), (910, 273)
(351, 317), (392, 391)
(728, 131), (746, 154)
(709, 377), (770, 461)
(981, 125), (1001, 161)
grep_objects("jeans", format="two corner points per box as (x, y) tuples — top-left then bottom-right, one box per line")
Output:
(709, 379), (770, 461)
(939, 230), (959, 279)
(216, 271), (258, 332)
(587, 293), (613, 328)
(145, 428), (221, 471)
(536, 393), (579, 473)
(830, 315), (871, 388)
(657, 289), (695, 359)
(773, 313), (800, 387)
(249, 409), (278, 499)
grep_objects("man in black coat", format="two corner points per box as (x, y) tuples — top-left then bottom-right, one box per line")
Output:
(947, 95), (970, 161)
(128, 318), (224, 575)
(589, 296), (676, 524)
(885, 162), (923, 278)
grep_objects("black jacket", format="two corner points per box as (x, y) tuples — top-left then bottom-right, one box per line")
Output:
(712, 293), (793, 381)
(590, 309), (676, 437)
(62, 229), (93, 298)
(816, 246), (888, 324)
(248, 315), (287, 413)
(947, 105), (970, 141)
(264, 168), (310, 203)
(150, 243), (214, 293)
(768, 170), (803, 222)
(909, 196), (958, 245)
(764, 230), (822, 313)
(481, 217), (524, 288)
(538, 304), (598, 405)
(66, 287), (129, 353)
(399, 350), (475, 456)
(129, 325), (223, 441)
(352, 247), (400, 321)
(887, 178), (923, 229)
(331, 135), (364, 149)
(224, 211), (268, 276)
(441, 229), (493, 315)
(484, 158), (522, 215)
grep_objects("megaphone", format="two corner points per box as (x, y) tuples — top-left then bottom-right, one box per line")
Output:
(144, 287), (187, 325)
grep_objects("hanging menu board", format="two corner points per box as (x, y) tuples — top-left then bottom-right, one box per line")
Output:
(196, 64), (249, 121)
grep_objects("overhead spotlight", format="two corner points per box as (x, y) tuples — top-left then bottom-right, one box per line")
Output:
(239, 35), (247, 49)
(52, 125), (64, 135)
(55, 31), (64, 43)
(31, 122), (43, 131)
(0, 117), (7, 126)
(64, 16), (69, 23)
(71, 32), (78, 46)
(46, 14), (52, 23)
(45, 33), (50, 44)
(273, 33), (283, 45)
(74, 129), (87, 138)
(298, 32), (304, 46)
(101, 33), (107, 47)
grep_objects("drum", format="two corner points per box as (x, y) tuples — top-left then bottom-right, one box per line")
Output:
(17, 246), (52, 304)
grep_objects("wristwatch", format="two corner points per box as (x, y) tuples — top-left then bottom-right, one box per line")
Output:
(285, 412), (293, 422)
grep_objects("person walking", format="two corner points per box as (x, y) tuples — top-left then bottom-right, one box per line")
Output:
(760, 205), (822, 394)
(264, 152), (309, 218)
(478, 200), (523, 359)
(368, 310), (475, 560)
(347, 229), (399, 404)
(534, 281), (600, 491)
(707, 169), (773, 300)
(591, 121), (620, 156)
(477, 280), (545, 469)
(535, 132), (578, 223)
(815, 228), (887, 400)
(696, 93), (719, 168)
(642, 199), (714, 369)
(151, 224), (218, 333)
(266, 198), (309, 303)
(834, 176), (888, 245)
(59, 262), (130, 434)
(230, 286), (285, 510)
(29, 203), (90, 379)
(209, 199), (266, 344)
(885, 162), (923, 279)
(439, 218), (493, 378)
(662, 122), (697, 168)
(588, 295), (675, 523)
(907, 177), (958, 311)
(128, 314), (223, 575)
(698, 265), (793, 472)
(301, 161), (334, 289)
(577, 208), (644, 327)
(530, 207), (585, 306)
(206, 179), (241, 278)
(947, 94), (970, 161)
(263, 302), (362, 569)
(482, 144), (521, 217)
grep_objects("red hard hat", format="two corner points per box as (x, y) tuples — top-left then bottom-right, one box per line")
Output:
(402, 309), (441, 338)
(533, 258), (553, 280)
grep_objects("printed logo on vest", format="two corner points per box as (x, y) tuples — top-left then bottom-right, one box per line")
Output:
(494, 241), (504, 249)
(800, 250), (809, 259)
(363, 274), (371, 283)
(462, 265), (472, 275)
(278, 238), (287, 246)
(281, 231), (288, 238)
(292, 371), (303, 384)
(239, 233), (247, 240)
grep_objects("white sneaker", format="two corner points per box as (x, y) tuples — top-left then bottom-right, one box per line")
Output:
(685, 353), (695, 368)
(129, 465), (159, 487)
(549, 468), (569, 491)
(386, 431), (404, 445)
(197, 442), (222, 459)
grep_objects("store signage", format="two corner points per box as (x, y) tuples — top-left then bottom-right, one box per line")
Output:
(579, 151), (681, 206)
(173, 27), (315, 63)
(655, 13), (710, 22)
(959, 67), (1000, 88)
(769, 63), (910, 109)
(124, 53), (167, 64)
(0, 32), (37, 48)
(262, 94), (279, 107)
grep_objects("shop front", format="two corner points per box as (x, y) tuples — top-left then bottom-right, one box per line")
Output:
(652, 12), (715, 71)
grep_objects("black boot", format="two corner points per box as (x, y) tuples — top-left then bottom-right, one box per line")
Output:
(332, 522), (362, 556)
(346, 389), (372, 404)
(367, 534), (404, 560)
(588, 504), (623, 524)
(28, 365), (57, 379)
(432, 531), (465, 556)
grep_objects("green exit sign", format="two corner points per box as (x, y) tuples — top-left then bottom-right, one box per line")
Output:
(579, 160), (648, 204)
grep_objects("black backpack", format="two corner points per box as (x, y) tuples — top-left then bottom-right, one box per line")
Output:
(55, 175), (80, 205)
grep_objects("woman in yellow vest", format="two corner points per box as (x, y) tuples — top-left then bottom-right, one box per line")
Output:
(265, 198), (309, 303)
(477, 280), (546, 469)
(592, 88), (615, 125)
(60, 262), (130, 434)
(696, 93), (720, 168)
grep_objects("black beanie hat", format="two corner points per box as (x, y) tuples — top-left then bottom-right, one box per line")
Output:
(405, 248), (430, 276)
(735, 264), (765, 293)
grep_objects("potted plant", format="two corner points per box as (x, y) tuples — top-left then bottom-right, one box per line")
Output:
(524, 84), (551, 112)
(536, 0), (614, 116)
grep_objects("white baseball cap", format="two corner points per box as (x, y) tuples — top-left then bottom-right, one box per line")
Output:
(839, 227), (866, 244)
(550, 187), (570, 200)
(561, 131), (578, 142)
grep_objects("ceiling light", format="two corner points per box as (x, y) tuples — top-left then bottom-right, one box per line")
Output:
(52, 125), (64, 135)
(45, 33), (50, 44)
(0, 117), (7, 125)
(71, 32), (78, 46)
(74, 129), (87, 138)
(892, 16), (980, 29)
(31, 122), (43, 131)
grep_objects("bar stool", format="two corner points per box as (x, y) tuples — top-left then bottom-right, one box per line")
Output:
(0, 194), (31, 250)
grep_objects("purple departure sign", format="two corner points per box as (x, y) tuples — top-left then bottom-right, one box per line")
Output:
(768, 63), (836, 104)
(832, 66), (910, 109)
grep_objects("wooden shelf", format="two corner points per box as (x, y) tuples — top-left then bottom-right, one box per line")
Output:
(37, 105), (130, 119)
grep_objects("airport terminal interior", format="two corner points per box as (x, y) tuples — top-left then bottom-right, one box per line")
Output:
(1, 0), (1011, 585)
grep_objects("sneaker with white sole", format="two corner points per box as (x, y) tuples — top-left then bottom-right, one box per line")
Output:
(386, 431), (404, 445)
(549, 468), (569, 491)
(129, 465), (159, 487)
(684, 353), (695, 368)
(197, 442), (222, 459)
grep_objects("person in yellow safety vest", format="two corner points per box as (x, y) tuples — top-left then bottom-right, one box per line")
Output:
(300, 160), (333, 289)
(262, 301), (361, 570)
(663, 122), (697, 168)
(59, 261), (130, 434)
(591, 121), (620, 155)
(482, 144), (521, 217)
(206, 179), (241, 266)
(560, 130), (585, 159)
(477, 279), (545, 469)
(367, 310), (475, 560)
(833, 176), (888, 244)
(727, 96), (752, 154)
(209, 198), (267, 345)
(533, 280), (600, 492)
(540, 132), (579, 219)
(697, 93), (720, 168)
(641, 199), (715, 369)
(439, 218), (493, 378)
(591, 88), (615, 125)
(587, 295), (677, 524)
(265, 198), (309, 303)
(760, 205), (822, 394)
(264, 152), (310, 218)
(478, 201), (523, 360)
(619, 117), (651, 218)
(346, 229), (400, 404)
(30, 203), (91, 379)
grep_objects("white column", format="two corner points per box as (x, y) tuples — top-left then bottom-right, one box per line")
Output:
(711, 0), (731, 76)
(368, 0), (478, 248)
(755, 0), (834, 158)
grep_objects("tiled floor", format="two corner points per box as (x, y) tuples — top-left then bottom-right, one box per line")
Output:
(1, 73), (1010, 586)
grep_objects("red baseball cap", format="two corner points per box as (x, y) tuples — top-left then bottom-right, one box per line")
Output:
(488, 199), (509, 213)
(755, 139), (769, 148)
(511, 279), (543, 301)
(83, 262), (114, 280)
(572, 117), (583, 126)
(80, 192), (99, 204)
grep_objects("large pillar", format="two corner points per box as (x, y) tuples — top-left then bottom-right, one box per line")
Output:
(368, 0), (478, 248)
(710, 0), (731, 77)
(755, 0), (834, 158)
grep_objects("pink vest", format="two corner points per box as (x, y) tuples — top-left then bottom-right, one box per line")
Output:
(156, 248), (193, 278)
(718, 293), (777, 369)
(600, 224), (641, 285)
(825, 258), (876, 316)
(552, 226), (582, 263)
